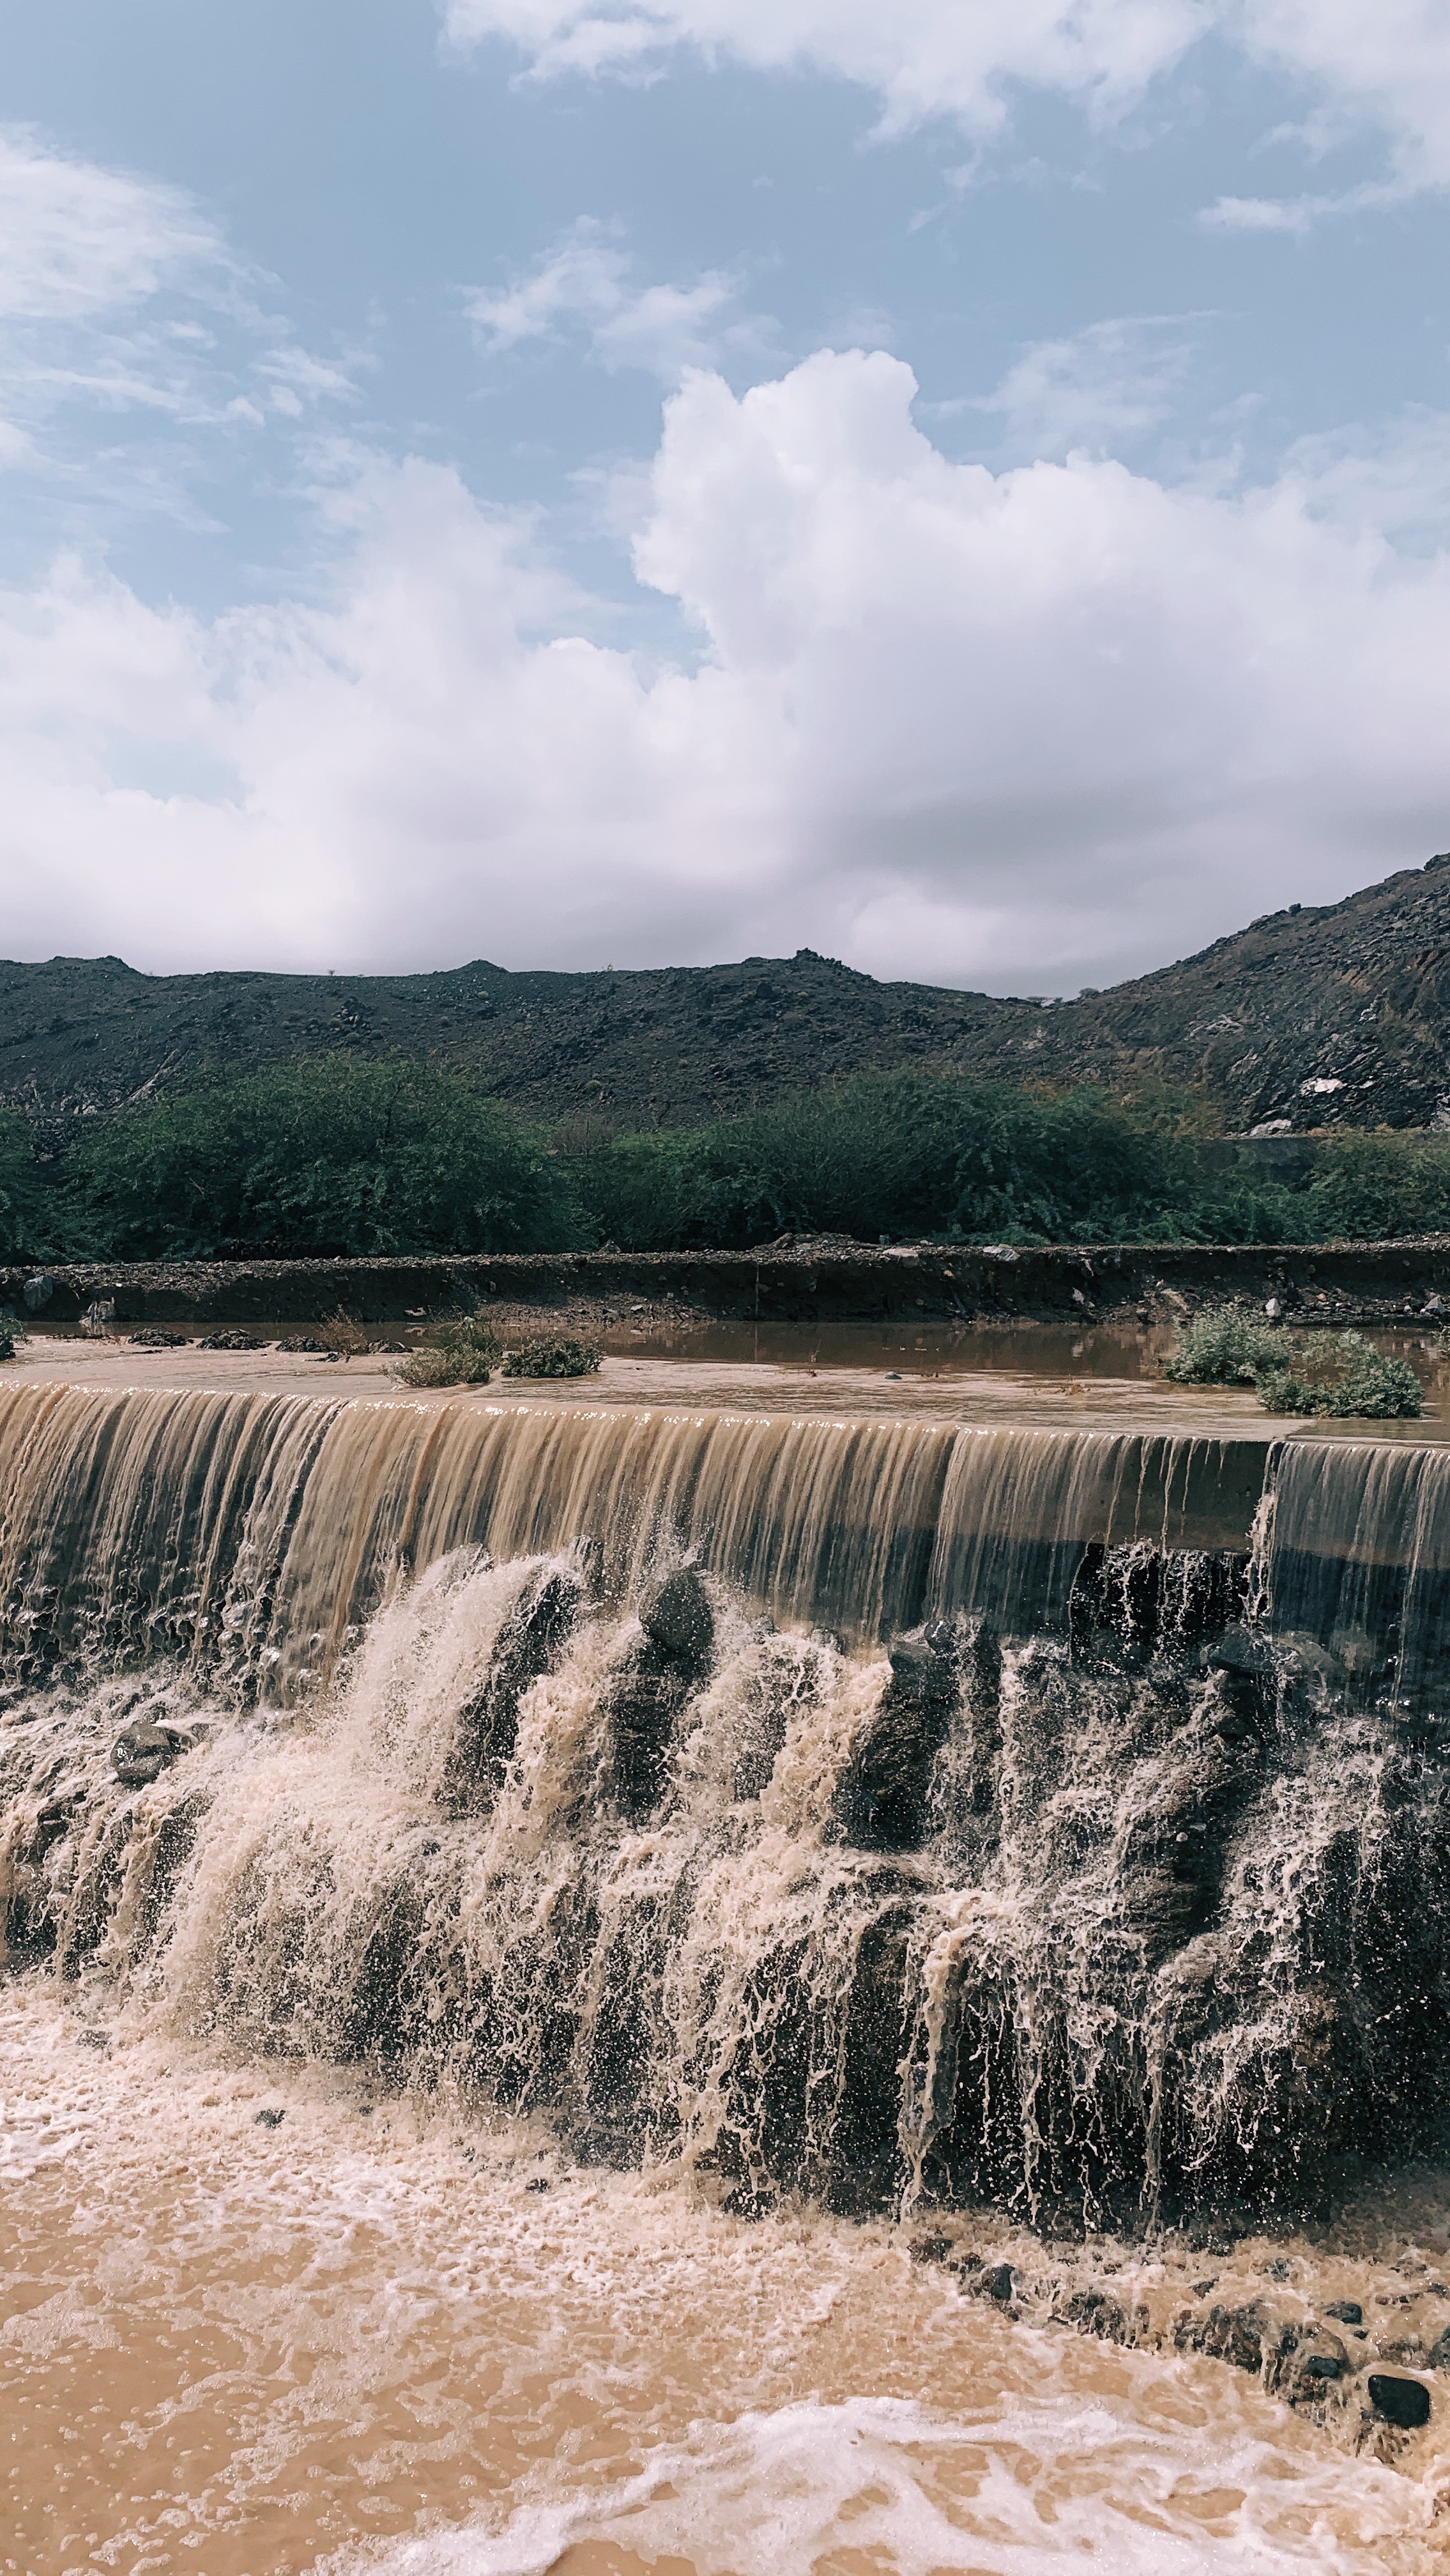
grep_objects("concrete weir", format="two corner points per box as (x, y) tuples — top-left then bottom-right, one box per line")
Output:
(3, 1379), (1449, 2229)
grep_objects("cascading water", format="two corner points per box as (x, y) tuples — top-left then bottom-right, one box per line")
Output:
(2, 1382), (1447, 2240)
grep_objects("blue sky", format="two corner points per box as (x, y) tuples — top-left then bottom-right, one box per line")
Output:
(1, 1), (1448, 990)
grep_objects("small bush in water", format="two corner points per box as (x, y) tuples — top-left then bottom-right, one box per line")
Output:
(394, 1314), (500, 1387)
(0, 1315), (25, 1361)
(1255, 1331), (1424, 1419)
(1162, 1304), (1293, 1384)
(319, 1306), (373, 1357)
(500, 1333), (602, 1379)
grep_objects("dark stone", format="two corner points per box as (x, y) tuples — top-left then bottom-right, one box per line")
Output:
(253, 2107), (286, 2129)
(1208, 1627), (1276, 1677)
(1181, 2303), (1268, 2373)
(834, 1628), (961, 1851)
(1065, 2288), (1126, 2342)
(638, 1568), (714, 1664)
(441, 1568), (581, 1816)
(1302, 2354), (1343, 2380)
(525, 2177), (550, 2193)
(1427, 2327), (1450, 2372)
(1368, 2373), (1431, 2430)
(1325, 2301), (1363, 2326)
(722, 2184), (779, 2220)
(908, 2231), (954, 2265)
(604, 1645), (694, 1821)
(111, 1716), (179, 1788)
(981, 2262), (1016, 2304)
(22, 1273), (52, 1311)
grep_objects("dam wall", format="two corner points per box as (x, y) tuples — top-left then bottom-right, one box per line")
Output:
(2, 1383), (1448, 2231)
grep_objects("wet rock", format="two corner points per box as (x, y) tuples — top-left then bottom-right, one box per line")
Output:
(1278, 2329), (1350, 2403)
(253, 2106), (286, 2129)
(1065, 2288), (1127, 2342)
(979, 2262), (1016, 2305)
(441, 1567), (581, 1816)
(1325, 2300), (1364, 2326)
(1208, 1627), (1276, 1678)
(908, 2230), (954, 2266)
(603, 1572), (715, 1822)
(638, 1567), (714, 1664)
(197, 1331), (259, 1351)
(22, 1272), (53, 1312)
(604, 1646), (695, 1821)
(834, 1627), (961, 1851)
(721, 2184), (779, 2221)
(1177, 2301), (1274, 2373)
(111, 1715), (179, 1788)
(1368, 2373), (1431, 2430)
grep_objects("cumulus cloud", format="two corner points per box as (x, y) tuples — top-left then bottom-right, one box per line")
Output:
(3, 348), (1448, 991)
(468, 220), (749, 379)
(442, 1), (1450, 213)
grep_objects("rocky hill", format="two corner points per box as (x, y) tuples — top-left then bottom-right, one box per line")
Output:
(5, 850), (1450, 1133)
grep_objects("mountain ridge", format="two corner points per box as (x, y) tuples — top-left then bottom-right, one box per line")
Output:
(6, 850), (1450, 1132)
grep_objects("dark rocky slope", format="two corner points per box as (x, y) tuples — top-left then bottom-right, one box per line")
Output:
(6, 850), (1450, 1131)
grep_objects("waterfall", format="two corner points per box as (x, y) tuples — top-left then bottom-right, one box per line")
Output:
(2, 1382), (1447, 2234)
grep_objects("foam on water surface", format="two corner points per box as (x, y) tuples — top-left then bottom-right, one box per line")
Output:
(6, 1383), (1450, 2572)
(2, 1984), (1447, 2576)
(349, 2395), (1440, 2576)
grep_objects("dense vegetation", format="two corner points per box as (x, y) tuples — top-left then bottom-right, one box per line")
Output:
(17, 1061), (579, 1261)
(10, 1057), (1450, 1262)
(1163, 1307), (1424, 1417)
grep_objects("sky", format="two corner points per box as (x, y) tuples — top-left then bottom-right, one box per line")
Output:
(1, 2), (1448, 995)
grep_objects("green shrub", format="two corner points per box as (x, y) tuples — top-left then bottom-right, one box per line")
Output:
(1161, 1305), (1294, 1384)
(394, 1312), (501, 1388)
(0, 1314), (26, 1362)
(565, 1071), (1233, 1253)
(1301, 1132), (1450, 1240)
(0, 1112), (56, 1261)
(499, 1333), (602, 1379)
(1255, 1331), (1424, 1419)
(56, 1058), (584, 1261)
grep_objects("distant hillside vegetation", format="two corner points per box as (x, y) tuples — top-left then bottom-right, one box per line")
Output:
(5, 850), (1450, 1132)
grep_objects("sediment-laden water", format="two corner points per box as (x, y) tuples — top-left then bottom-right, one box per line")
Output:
(4, 1382), (1450, 2570)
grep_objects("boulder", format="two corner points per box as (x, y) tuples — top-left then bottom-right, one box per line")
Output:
(1368, 2373), (1431, 2430)
(638, 1568), (714, 1665)
(1065, 2288), (1126, 2342)
(22, 1273), (52, 1312)
(111, 1716), (179, 1788)
(834, 1627), (961, 1851)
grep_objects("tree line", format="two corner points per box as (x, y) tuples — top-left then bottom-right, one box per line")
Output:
(3, 1055), (1450, 1261)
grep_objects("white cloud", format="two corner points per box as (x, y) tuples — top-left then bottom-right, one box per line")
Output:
(441, 1), (1450, 208)
(3, 348), (1449, 992)
(0, 125), (224, 321)
(441, 0), (1212, 138)
(1236, 0), (1450, 192)
(0, 128), (360, 525)
(957, 317), (1194, 460)
(468, 221), (747, 379)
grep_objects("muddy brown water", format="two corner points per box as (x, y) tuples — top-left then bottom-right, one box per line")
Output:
(4, 1354), (1450, 2573)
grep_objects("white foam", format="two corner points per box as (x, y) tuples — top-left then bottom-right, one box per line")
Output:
(345, 2391), (1431, 2576)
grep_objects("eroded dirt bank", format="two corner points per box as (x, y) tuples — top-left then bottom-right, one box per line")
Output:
(6, 1235), (1450, 1340)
